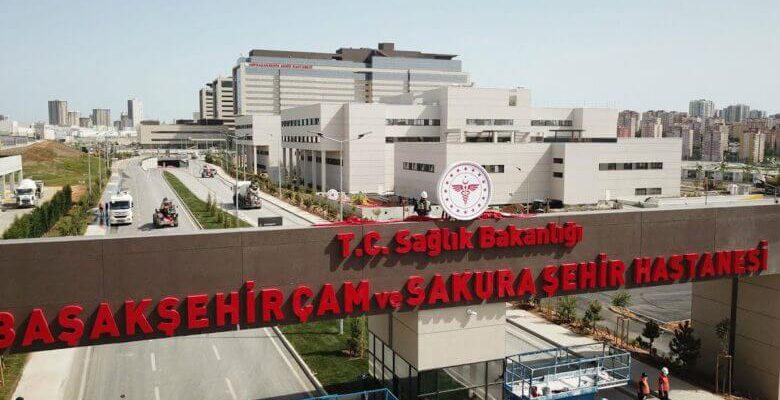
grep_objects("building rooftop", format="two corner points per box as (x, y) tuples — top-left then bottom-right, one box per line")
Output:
(248, 42), (458, 63)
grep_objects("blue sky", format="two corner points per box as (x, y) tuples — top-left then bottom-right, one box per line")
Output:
(1, 0), (778, 123)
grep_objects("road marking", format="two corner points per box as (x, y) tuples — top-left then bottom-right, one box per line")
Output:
(224, 377), (238, 400)
(150, 352), (157, 372)
(154, 386), (161, 400)
(211, 344), (222, 361)
(76, 346), (93, 400)
(267, 328), (311, 391)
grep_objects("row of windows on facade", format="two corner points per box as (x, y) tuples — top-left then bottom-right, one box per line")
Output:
(598, 162), (663, 171)
(297, 154), (342, 166)
(531, 119), (574, 127)
(386, 119), (441, 126)
(282, 117), (320, 127)
(283, 136), (321, 143)
(466, 119), (514, 126)
(636, 187), (663, 195)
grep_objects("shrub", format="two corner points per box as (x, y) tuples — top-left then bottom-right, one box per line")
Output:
(582, 300), (603, 331)
(351, 192), (369, 206)
(556, 297), (578, 324)
(642, 320), (661, 353)
(611, 290), (632, 308)
(3, 185), (74, 239)
(715, 318), (730, 355)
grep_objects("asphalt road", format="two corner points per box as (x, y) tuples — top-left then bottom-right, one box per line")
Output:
(167, 160), (311, 228)
(77, 158), (316, 400)
(100, 158), (199, 236)
(80, 328), (315, 400)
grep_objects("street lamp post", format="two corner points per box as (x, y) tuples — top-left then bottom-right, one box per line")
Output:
(307, 130), (372, 221)
(514, 167), (531, 213)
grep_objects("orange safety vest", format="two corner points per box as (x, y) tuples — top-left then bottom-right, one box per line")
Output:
(658, 375), (670, 391)
(638, 377), (650, 394)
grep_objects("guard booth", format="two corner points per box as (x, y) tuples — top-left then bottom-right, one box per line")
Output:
(504, 344), (631, 400)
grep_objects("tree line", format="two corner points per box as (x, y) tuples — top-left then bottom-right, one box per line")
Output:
(2, 186), (73, 239)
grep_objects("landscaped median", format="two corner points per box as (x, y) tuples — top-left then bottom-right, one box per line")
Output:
(162, 171), (251, 229)
(281, 319), (380, 394)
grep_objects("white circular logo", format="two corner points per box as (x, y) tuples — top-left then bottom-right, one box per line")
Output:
(437, 161), (493, 220)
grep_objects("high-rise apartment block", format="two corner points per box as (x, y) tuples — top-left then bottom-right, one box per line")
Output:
(127, 98), (143, 127)
(232, 42), (470, 116)
(739, 130), (766, 163)
(639, 117), (662, 138)
(748, 109), (766, 119)
(92, 109), (111, 127)
(723, 104), (751, 123)
(701, 124), (729, 161)
(617, 110), (639, 137)
(67, 111), (80, 127)
(48, 100), (68, 126)
(689, 99), (715, 118)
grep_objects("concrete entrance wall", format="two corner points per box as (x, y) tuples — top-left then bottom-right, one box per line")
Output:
(691, 274), (780, 399)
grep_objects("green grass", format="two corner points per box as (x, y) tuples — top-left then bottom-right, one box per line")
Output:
(162, 171), (251, 229)
(0, 354), (28, 400)
(24, 155), (105, 187)
(281, 320), (380, 394)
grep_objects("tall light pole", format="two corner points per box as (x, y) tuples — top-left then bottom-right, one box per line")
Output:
(307, 130), (372, 221)
(515, 166), (531, 213)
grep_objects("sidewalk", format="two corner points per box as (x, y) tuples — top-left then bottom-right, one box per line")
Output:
(11, 180), (110, 399)
(506, 308), (722, 400)
(202, 161), (328, 224)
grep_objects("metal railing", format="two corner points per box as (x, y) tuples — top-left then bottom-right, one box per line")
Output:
(504, 343), (631, 400)
(304, 388), (398, 400)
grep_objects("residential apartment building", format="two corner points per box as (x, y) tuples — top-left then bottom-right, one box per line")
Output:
(91, 109), (111, 127)
(199, 86), (214, 119)
(689, 99), (715, 118)
(48, 100), (67, 126)
(127, 98), (143, 127)
(739, 130), (766, 163)
(617, 110), (639, 137)
(723, 104), (750, 123)
(639, 117), (662, 138)
(67, 111), (79, 127)
(748, 109), (766, 119)
(276, 86), (678, 205)
(78, 117), (92, 128)
(701, 124), (729, 161)
(232, 42), (470, 116)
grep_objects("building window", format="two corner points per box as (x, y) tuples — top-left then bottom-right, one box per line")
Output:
(281, 117), (320, 127)
(635, 162), (649, 170)
(650, 162), (663, 169)
(531, 119), (573, 127)
(623, 163), (633, 170)
(326, 158), (342, 166)
(648, 187), (662, 195)
(403, 162), (435, 173)
(553, 172), (563, 178)
(635, 188), (647, 195)
(466, 119), (514, 126)
(635, 188), (662, 196)
(385, 137), (441, 143)
(385, 119), (440, 126)
(482, 165), (504, 173)
(599, 161), (662, 171)
(553, 158), (564, 164)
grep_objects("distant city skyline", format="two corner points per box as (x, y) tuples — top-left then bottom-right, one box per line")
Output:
(0, 0), (778, 123)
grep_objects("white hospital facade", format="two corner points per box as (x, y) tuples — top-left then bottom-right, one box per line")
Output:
(237, 85), (681, 206)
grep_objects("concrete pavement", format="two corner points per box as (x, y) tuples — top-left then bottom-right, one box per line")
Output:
(507, 308), (722, 400)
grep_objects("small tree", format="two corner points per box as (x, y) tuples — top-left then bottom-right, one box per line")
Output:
(715, 318), (730, 355)
(346, 317), (367, 357)
(556, 297), (578, 324)
(670, 321), (702, 368)
(642, 320), (661, 354)
(583, 301), (603, 331)
(611, 290), (632, 308)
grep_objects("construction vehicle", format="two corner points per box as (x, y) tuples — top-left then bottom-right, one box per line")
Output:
(152, 198), (179, 228)
(201, 165), (215, 178)
(108, 191), (134, 225)
(14, 179), (40, 208)
(235, 181), (262, 209)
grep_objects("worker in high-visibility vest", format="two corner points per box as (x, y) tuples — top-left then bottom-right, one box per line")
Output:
(657, 367), (671, 400)
(636, 372), (651, 400)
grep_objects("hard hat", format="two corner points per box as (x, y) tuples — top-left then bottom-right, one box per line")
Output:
(420, 191), (428, 199)
(661, 367), (669, 375)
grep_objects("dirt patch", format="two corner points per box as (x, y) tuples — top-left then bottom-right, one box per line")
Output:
(71, 184), (87, 202)
(0, 140), (82, 161)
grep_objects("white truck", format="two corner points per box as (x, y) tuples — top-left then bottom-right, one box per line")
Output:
(235, 181), (262, 209)
(108, 191), (134, 225)
(14, 179), (40, 208)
